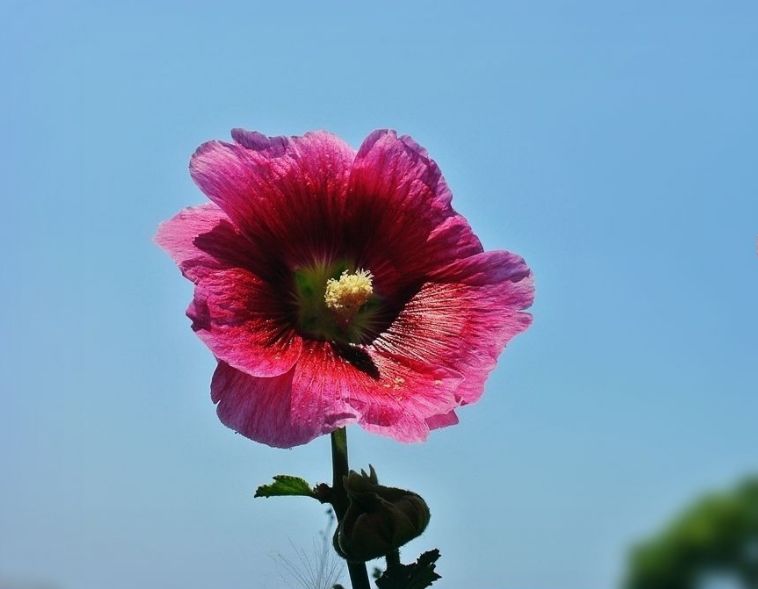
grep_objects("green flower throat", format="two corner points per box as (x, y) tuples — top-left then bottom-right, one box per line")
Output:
(293, 262), (380, 344)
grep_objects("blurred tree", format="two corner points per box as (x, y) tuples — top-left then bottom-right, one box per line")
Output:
(623, 478), (758, 589)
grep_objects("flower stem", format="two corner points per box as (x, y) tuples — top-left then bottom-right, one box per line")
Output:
(330, 427), (371, 589)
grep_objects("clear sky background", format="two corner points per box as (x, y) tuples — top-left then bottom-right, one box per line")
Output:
(2, 1), (757, 588)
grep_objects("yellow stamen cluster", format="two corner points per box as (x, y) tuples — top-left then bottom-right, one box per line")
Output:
(324, 269), (374, 320)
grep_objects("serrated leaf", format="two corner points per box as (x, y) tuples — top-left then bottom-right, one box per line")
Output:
(254, 475), (315, 499)
(375, 549), (442, 589)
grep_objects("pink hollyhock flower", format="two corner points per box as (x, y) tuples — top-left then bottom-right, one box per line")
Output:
(157, 129), (534, 448)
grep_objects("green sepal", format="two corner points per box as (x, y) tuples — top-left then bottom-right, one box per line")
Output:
(254, 475), (316, 499)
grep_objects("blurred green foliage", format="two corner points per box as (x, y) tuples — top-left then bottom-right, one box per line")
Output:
(624, 478), (758, 589)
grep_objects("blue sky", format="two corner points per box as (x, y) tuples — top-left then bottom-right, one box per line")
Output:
(2, 1), (757, 588)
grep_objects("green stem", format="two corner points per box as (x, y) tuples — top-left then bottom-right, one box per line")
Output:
(330, 428), (371, 589)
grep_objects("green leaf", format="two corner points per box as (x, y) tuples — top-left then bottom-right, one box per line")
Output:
(375, 549), (442, 589)
(254, 475), (316, 499)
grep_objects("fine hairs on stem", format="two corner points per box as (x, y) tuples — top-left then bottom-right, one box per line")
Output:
(274, 509), (344, 589)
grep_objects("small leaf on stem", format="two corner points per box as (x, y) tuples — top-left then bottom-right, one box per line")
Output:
(254, 475), (316, 499)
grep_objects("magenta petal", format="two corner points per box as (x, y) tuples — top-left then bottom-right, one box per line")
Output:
(189, 131), (355, 265)
(348, 130), (482, 293)
(211, 362), (354, 448)
(287, 341), (463, 444)
(190, 268), (302, 378)
(155, 204), (253, 282)
(230, 128), (290, 155)
(425, 411), (459, 430)
(353, 129), (453, 207)
(375, 250), (534, 406)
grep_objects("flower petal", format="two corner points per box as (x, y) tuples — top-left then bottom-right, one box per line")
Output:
(290, 341), (464, 444)
(347, 130), (482, 294)
(155, 204), (263, 282)
(190, 268), (302, 378)
(374, 250), (534, 406)
(425, 410), (459, 430)
(189, 130), (356, 267)
(211, 361), (355, 448)
(211, 336), (467, 447)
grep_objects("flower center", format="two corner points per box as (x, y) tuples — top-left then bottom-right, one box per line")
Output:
(324, 269), (374, 321)
(292, 263), (379, 344)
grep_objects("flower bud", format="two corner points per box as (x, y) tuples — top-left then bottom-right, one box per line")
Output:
(335, 466), (430, 562)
